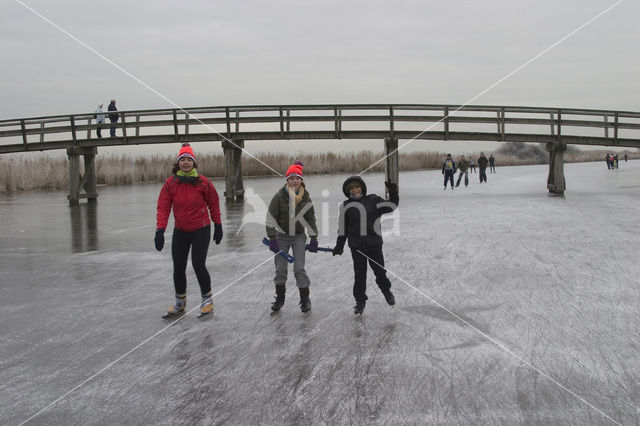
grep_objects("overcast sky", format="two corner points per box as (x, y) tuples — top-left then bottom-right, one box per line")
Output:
(1, 0), (637, 154)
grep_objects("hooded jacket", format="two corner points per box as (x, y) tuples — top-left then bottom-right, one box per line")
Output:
(94, 105), (105, 124)
(335, 176), (398, 250)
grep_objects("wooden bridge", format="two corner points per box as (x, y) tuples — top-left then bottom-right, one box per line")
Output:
(1, 103), (639, 202)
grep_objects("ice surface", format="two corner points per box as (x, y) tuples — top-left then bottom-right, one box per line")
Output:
(1, 161), (639, 425)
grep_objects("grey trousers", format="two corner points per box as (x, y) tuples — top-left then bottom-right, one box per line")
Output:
(274, 233), (310, 288)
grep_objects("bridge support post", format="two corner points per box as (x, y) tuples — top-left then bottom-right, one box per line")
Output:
(384, 137), (399, 195)
(67, 146), (98, 204)
(222, 139), (245, 200)
(546, 142), (566, 195)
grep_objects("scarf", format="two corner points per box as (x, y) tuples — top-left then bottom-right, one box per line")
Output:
(286, 184), (305, 206)
(176, 168), (198, 183)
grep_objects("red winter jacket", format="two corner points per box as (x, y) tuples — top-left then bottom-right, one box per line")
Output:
(156, 175), (221, 232)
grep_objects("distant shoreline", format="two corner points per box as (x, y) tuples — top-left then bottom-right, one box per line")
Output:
(0, 149), (637, 193)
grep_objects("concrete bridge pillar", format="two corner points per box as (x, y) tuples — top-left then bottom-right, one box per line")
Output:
(67, 146), (98, 204)
(546, 142), (566, 195)
(384, 137), (399, 196)
(222, 139), (245, 200)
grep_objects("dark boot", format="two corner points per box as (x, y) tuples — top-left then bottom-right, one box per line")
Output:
(382, 289), (395, 306)
(354, 300), (366, 315)
(271, 284), (286, 311)
(299, 287), (311, 313)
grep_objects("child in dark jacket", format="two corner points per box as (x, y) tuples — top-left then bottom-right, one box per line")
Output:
(332, 176), (399, 315)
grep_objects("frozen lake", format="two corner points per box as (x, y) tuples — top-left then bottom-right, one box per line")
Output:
(1, 160), (639, 425)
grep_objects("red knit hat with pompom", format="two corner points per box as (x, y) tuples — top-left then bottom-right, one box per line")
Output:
(285, 160), (304, 179)
(177, 143), (196, 161)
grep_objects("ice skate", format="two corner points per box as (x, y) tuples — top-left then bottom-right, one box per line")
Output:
(162, 294), (186, 319)
(198, 291), (213, 318)
(299, 287), (311, 313)
(354, 300), (366, 316)
(271, 285), (286, 312)
(382, 289), (395, 306)
(271, 295), (285, 312)
(300, 297), (311, 313)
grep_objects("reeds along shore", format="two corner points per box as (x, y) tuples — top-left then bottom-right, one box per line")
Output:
(0, 149), (636, 193)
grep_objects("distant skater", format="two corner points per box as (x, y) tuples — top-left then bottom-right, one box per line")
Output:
(442, 154), (456, 190)
(469, 158), (476, 173)
(478, 152), (488, 183)
(489, 154), (496, 173)
(266, 161), (318, 313)
(108, 99), (118, 137)
(155, 143), (223, 318)
(332, 176), (398, 315)
(94, 103), (105, 138)
(605, 153), (611, 169)
(624, 153), (628, 162)
(455, 154), (469, 187)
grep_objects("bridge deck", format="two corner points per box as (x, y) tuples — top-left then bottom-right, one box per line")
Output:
(1, 104), (640, 153)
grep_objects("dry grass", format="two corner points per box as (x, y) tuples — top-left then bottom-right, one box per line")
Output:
(0, 156), (69, 192)
(0, 149), (637, 193)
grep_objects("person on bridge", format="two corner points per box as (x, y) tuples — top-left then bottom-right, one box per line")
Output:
(477, 152), (489, 183)
(266, 161), (318, 313)
(455, 154), (469, 187)
(331, 176), (398, 316)
(94, 103), (105, 138)
(155, 143), (223, 318)
(489, 154), (496, 173)
(108, 99), (118, 137)
(442, 154), (456, 190)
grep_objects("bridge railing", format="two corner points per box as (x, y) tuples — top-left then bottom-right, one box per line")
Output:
(2, 104), (640, 153)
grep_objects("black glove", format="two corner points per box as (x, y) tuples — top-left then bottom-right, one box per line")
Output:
(384, 181), (399, 195)
(333, 236), (346, 256)
(213, 223), (223, 245)
(154, 228), (165, 252)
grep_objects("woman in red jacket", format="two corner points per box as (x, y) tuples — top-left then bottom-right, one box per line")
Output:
(155, 143), (223, 318)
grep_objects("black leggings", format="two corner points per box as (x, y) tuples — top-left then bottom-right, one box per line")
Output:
(172, 225), (211, 296)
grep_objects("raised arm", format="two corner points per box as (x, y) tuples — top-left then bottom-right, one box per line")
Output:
(377, 181), (399, 215)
